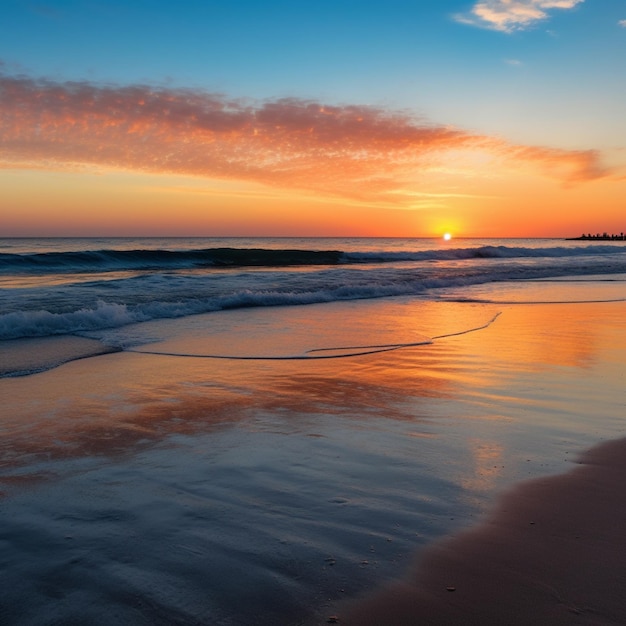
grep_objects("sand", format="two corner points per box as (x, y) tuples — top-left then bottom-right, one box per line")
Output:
(0, 335), (119, 377)
(1, 292), (625, 625)
(341, 436), (626, 625)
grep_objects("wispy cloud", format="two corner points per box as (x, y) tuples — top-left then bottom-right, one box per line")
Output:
(619, 19), (626, 28)
(0, 73), (609, 204)
(507, 145), (607, 183)
(455, 0), (585, 33)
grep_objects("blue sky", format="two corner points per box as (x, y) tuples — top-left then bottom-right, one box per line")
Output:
(3, 1), (624, 144)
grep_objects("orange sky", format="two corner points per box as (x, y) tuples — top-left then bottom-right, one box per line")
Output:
(1, 75), (623, 237)
(3, 1), (626, 237)
(0, 77), (626, 236)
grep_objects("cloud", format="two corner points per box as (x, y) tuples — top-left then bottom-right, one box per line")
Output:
(619, 19), (626, 27)
(455, 0), (585, 33)
(0, 73), (609, 204)
(507, 145), (608, 183)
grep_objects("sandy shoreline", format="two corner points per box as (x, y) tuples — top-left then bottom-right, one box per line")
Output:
(1, 295), (625, 624)
(0, 335), (119, 378)
(340, 436), (626, 625)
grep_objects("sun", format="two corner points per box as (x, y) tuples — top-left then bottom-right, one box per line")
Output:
(443, 232), (452, 241)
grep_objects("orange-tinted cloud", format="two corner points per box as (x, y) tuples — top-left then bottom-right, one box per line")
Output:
(0, 73), (610, 205)
(507, 145), (608, 183)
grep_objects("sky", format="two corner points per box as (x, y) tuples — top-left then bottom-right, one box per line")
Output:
(1, 0), (625, 237)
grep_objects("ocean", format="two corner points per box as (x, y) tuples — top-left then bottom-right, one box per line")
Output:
(1, 237), (626, 624)
(2, 236), (626, 376)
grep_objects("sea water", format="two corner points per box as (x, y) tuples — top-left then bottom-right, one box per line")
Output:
(1, 237), (626, 624)
(2, 237), (626, 376)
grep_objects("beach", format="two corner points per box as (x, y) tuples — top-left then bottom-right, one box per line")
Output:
(342, 435), (626, 625)
(4, 0), (626, 621)
(1, 238), (626, 624)
(1, 288), (625, 624)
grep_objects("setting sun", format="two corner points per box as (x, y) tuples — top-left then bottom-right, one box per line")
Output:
(443, 233), (452, 241)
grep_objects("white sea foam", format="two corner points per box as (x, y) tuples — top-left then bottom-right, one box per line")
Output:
(0, 301), (139, 340)
(1, 239), (625, 342)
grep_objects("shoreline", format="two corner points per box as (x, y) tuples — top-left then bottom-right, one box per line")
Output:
(340, 436), (626, 625)
(0, 335), (120, 378)
(1, 295), (625, 625)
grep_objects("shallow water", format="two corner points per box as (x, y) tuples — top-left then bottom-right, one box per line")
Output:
(2, 237), (625, 352)
(1, 286), (625, 624)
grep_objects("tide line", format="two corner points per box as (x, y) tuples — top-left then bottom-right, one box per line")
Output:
(126, 313), (501, 361)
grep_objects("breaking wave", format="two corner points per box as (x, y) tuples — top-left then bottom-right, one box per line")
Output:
(2, 240), (626, 342)
(2, 244), (625, 274)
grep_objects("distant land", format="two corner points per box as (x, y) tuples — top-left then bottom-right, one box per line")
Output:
(566, 232), (626, 241)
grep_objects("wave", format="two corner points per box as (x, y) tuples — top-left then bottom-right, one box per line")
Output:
(2, 262), (625, 342)
(344, 244), (626, 262)
(0, 283), (421, 341)
(2, 244), (625, 274)
(0, 248), (343, 273)
(2, 240), (626, 342)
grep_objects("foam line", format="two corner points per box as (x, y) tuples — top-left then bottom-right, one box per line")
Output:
(431, 312), (502, 339)
(305, 339), (433, 355)
(126, 313), (501, 361)
(126, 343), (430, 361)
(307, 312), (501, 354)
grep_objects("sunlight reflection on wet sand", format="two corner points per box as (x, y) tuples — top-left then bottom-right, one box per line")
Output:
(1, 294), (625, 624)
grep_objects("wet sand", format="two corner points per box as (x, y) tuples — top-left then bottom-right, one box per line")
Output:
(341, 436), (626, 625)
(0, 335), (119, 377)
(1, 292), (625, 625)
